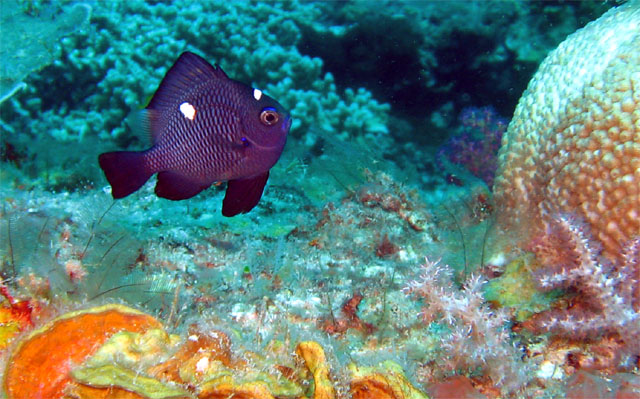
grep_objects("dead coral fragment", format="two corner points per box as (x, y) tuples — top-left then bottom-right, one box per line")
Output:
(320, 292), (375, 336)
(357, 170), (429, 232)
(3, 304), (162, 399)
(148, 327), (238, 384)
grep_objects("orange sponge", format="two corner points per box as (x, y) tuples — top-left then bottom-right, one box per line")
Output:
(3, 304), (161, 399)
(492, 2), (640, 261)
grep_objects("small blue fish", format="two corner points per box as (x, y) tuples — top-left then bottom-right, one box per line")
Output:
(98, 52), (291, 216)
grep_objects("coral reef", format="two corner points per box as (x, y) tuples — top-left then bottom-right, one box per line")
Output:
(3, 304), (162, 399)
(404, 257), (530, 394)
(524, 215), (639, 360)
(0, 0), (91, 103)
(1, 2), (638, 398)
(298, 1), (612, 129)
(492, 1), (640, 262)
(1, 1), (389, 141)
(437, 106), (507, 187)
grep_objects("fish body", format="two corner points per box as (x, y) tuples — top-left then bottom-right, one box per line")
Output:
(98, 52), (291, 216)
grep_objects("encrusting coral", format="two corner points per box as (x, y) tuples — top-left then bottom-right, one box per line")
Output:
(2, 304), (162, 399)
(491, 1), (640, 262)
(2, 304), (436, 399)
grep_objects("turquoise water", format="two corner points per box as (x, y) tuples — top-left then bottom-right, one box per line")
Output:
(2, 1), (637, 398)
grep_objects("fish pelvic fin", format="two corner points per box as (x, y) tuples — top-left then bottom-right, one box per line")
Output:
(222, 172), (269, 217)
(98, 151), (152, 199)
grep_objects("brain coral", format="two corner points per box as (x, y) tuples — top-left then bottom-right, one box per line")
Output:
(492, 2), (640, 261)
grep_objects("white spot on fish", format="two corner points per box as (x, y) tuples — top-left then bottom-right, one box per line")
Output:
(253, 88), (262, 101)
(179, 102), (196, 120)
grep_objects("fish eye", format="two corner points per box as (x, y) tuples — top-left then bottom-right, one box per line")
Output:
(260, 107), (279, 126)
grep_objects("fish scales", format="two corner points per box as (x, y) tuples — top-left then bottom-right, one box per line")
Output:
(98, 51), (291, 216)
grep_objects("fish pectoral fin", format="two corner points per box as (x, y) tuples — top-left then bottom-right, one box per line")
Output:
(222, 172), (269, 217)
(155, 171), (211, 200)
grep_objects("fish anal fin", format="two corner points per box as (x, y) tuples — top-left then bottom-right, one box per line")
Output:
(222, 172), (269, 217)
(155, 171), (211, 200)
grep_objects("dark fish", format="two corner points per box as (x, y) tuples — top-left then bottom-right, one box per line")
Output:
(445, 173), (464, 187)
(98, 52), (291, 217)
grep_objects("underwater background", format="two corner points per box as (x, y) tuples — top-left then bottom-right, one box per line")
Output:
(1, 1), (639, 398)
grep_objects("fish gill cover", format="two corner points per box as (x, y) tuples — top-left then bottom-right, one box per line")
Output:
(1, 1), (638, 399)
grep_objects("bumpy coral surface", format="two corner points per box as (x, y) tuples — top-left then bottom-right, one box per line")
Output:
(492, 2), (640, 261)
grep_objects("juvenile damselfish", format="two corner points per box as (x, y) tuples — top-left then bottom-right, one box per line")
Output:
(98, 51), (291, 216)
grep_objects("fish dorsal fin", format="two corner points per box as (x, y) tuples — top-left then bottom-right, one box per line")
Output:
(145, 52), (229, 141)
(149, 52), (228, 112)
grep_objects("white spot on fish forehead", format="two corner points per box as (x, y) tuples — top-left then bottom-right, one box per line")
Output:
(253, 88), (262, 101)
(179, 102), (196, 120)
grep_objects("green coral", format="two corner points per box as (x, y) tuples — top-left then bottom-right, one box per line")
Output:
(4, 0), (389, 143)
(0, 0), (391, 194)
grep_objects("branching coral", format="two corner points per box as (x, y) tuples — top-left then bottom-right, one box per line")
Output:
(3, 0), (390, 143)
(525, 214), (640, 361)
(491, 1), (640, 262)
(403, 257), (529, 393)
(0, 0), (91, 103)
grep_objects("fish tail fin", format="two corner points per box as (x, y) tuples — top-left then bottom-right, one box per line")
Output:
(98, 151), (152, 199)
